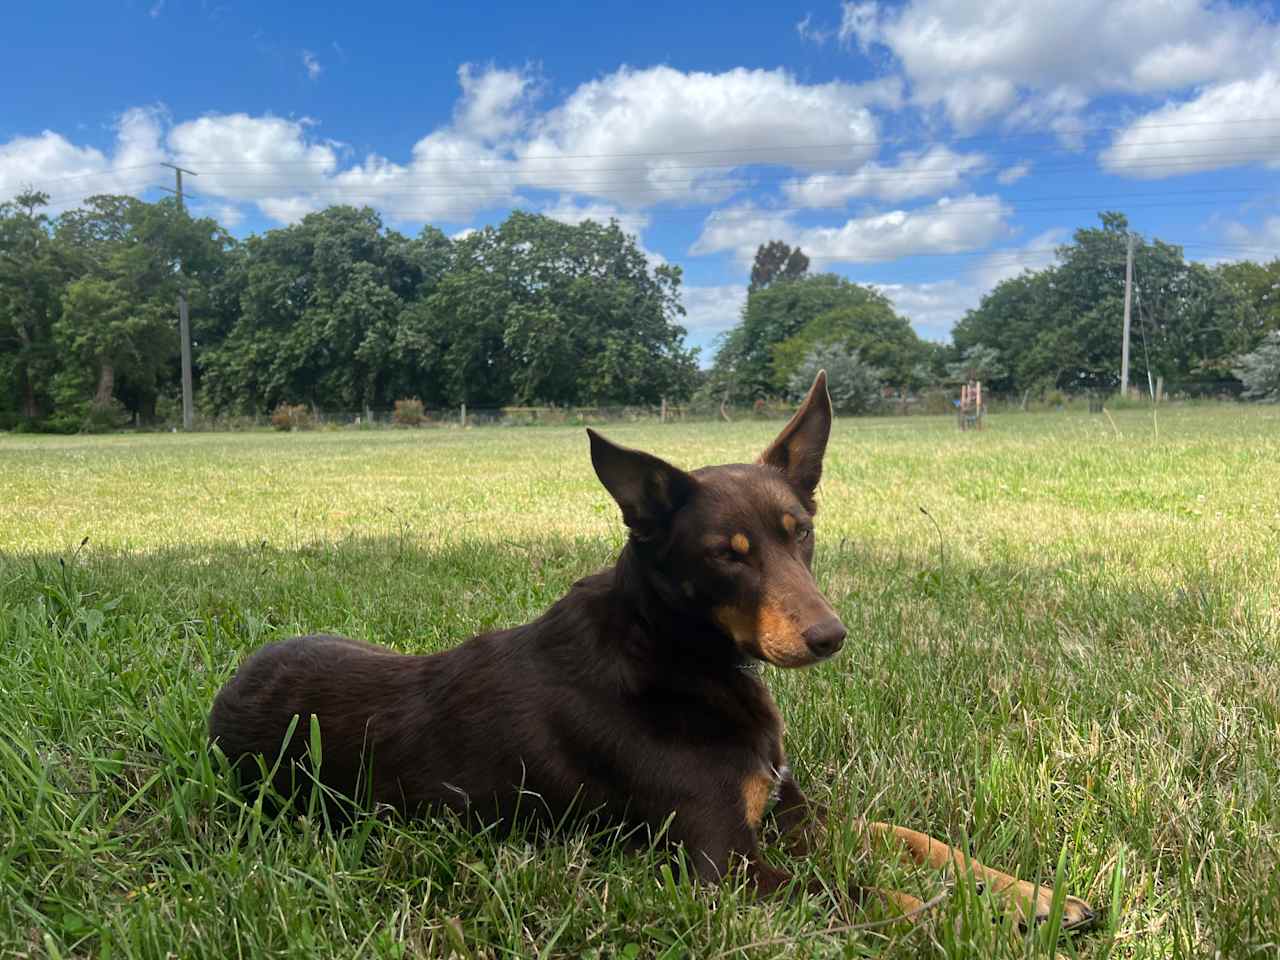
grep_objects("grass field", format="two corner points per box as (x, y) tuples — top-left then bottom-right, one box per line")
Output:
(1, 405), (1278, 959)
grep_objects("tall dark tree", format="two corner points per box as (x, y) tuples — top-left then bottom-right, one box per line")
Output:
(711, 273), (918, 399)
(749, 240), (809, 293)
(425, 212), (696, 406)
(200, 206), (428, 414)
(51, 195), (228, 423)
(0, 190), (62, 420)
(953, 212), (1247, 395)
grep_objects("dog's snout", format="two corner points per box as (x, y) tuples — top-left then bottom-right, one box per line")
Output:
(802, 617), (846, 659)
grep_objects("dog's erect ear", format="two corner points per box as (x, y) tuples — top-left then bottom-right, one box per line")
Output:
(588, 429), (696, 540)
(758, 369), (833, 505)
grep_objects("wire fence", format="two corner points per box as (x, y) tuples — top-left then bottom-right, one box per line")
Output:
(133, 381), (1250, 433)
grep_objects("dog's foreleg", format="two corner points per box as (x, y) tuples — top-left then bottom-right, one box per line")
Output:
(857, 821), (1096, 931)
(768, 769), (827, 856)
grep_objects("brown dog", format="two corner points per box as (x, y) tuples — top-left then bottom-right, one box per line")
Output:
(209, 372), (1094, 931)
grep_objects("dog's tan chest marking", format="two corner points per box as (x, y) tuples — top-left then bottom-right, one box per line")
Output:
(741, 768), (779, 830)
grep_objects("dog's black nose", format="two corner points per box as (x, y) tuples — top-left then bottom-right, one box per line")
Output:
(802, 617), (846, 658)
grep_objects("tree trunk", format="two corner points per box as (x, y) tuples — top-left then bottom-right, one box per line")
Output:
(20, 374), (38, 419)
(95, 362), (115, 407)
(14, 325), (38, 418)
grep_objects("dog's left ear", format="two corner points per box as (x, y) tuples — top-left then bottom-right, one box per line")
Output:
(588, 429), (695, 540)
(758, 369), (833, 507)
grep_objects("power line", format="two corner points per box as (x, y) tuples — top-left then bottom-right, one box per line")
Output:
(179, 133), (1280, 174)
(9, 125), (1280, 193)
(150, 147), (1280, 188)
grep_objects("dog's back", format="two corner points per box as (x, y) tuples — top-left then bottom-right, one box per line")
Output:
(208, 572), (679, 824)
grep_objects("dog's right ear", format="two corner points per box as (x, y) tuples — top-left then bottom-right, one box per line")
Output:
(588, 429), (695, 540)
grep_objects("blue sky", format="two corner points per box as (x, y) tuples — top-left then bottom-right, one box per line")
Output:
(3, 1), (1279, 360)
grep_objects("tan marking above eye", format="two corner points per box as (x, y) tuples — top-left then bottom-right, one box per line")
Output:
(731, 533), (751, 555)
(781, 514), (797, 535)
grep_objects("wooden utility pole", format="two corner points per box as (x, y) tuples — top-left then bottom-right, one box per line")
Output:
(1120, 231), (1135, 399)
(160, 163), (198, 430)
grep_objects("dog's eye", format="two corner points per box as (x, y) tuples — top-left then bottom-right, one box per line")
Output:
(795, 525), (811, 543)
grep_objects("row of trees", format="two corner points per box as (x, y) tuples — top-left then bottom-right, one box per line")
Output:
(952, 213), (1279, 397)
(4, 194), (1278, 431)
(706, 215), (1280, 409)
(0, 193), (698, 429)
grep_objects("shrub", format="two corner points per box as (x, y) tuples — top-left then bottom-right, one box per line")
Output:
(270, 403), (313, 431)
(788, 343), (884, 415)
(393, 398), (425, 426)
(947, 344), (1008, 384)
(1234, 331), (1280, 402)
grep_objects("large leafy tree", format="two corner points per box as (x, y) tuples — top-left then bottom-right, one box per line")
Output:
(770, 286), (922, 389)
(424, 212), (697, 406)
(51, 195), (228, 422)
(1213, 258), (1280, 354)
(954, 212), (1245, 395)
(0, 190), (63, 420)
(200, 206), (432, 413)
(712, 273), (919, 399)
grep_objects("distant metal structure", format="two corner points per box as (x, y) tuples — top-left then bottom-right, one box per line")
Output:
(1121, 230), (1135, 399)
(159, 162), (198, 431)
(957, 380), (984, 431)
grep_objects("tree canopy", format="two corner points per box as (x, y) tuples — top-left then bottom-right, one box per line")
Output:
(952, 213), (1277, 396)
(709, 272), (925, 400)
(4, 203), (1279, 431)
(0, 198), (697, 428)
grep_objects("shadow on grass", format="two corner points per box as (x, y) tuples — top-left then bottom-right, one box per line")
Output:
(1, 534), (1277, 957)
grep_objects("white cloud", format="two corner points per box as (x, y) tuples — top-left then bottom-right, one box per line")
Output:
(538, 195), (666, 267)
(166, 113), (344, 222)
(257, 196), (319, 224)
(796, 13), (833, 45)
(972, 227), (1066, 289)
(163, 105), (513, 224)
(190, 201), (244, 228)
(782, 145), (986, 207)
(302, 51), (322, 81)
(539, 196), (649, 239)
(1101, 71), (1280, 178)
(870, 278), (973, 341)
(871, 229), (1066, 339)
(454, 63), (536, 141)
(167, 63), (886, 225)
(1220, 216), (1280, 260)
(680, 284), (748, 359)
(844, 0), (1280, 132)
(1, 64), (907, 226)
(996, 161), (1031, 185)
(692, 194), (1012, 267)
(0, 107), (166, 211)
(514, 65), (886, 206)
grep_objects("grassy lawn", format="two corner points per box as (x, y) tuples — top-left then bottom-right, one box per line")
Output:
(1, 405), (1277, 958)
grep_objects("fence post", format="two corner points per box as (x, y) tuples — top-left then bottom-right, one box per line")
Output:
(460, 402), (466, 428)
(660, 397), (667, 423)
